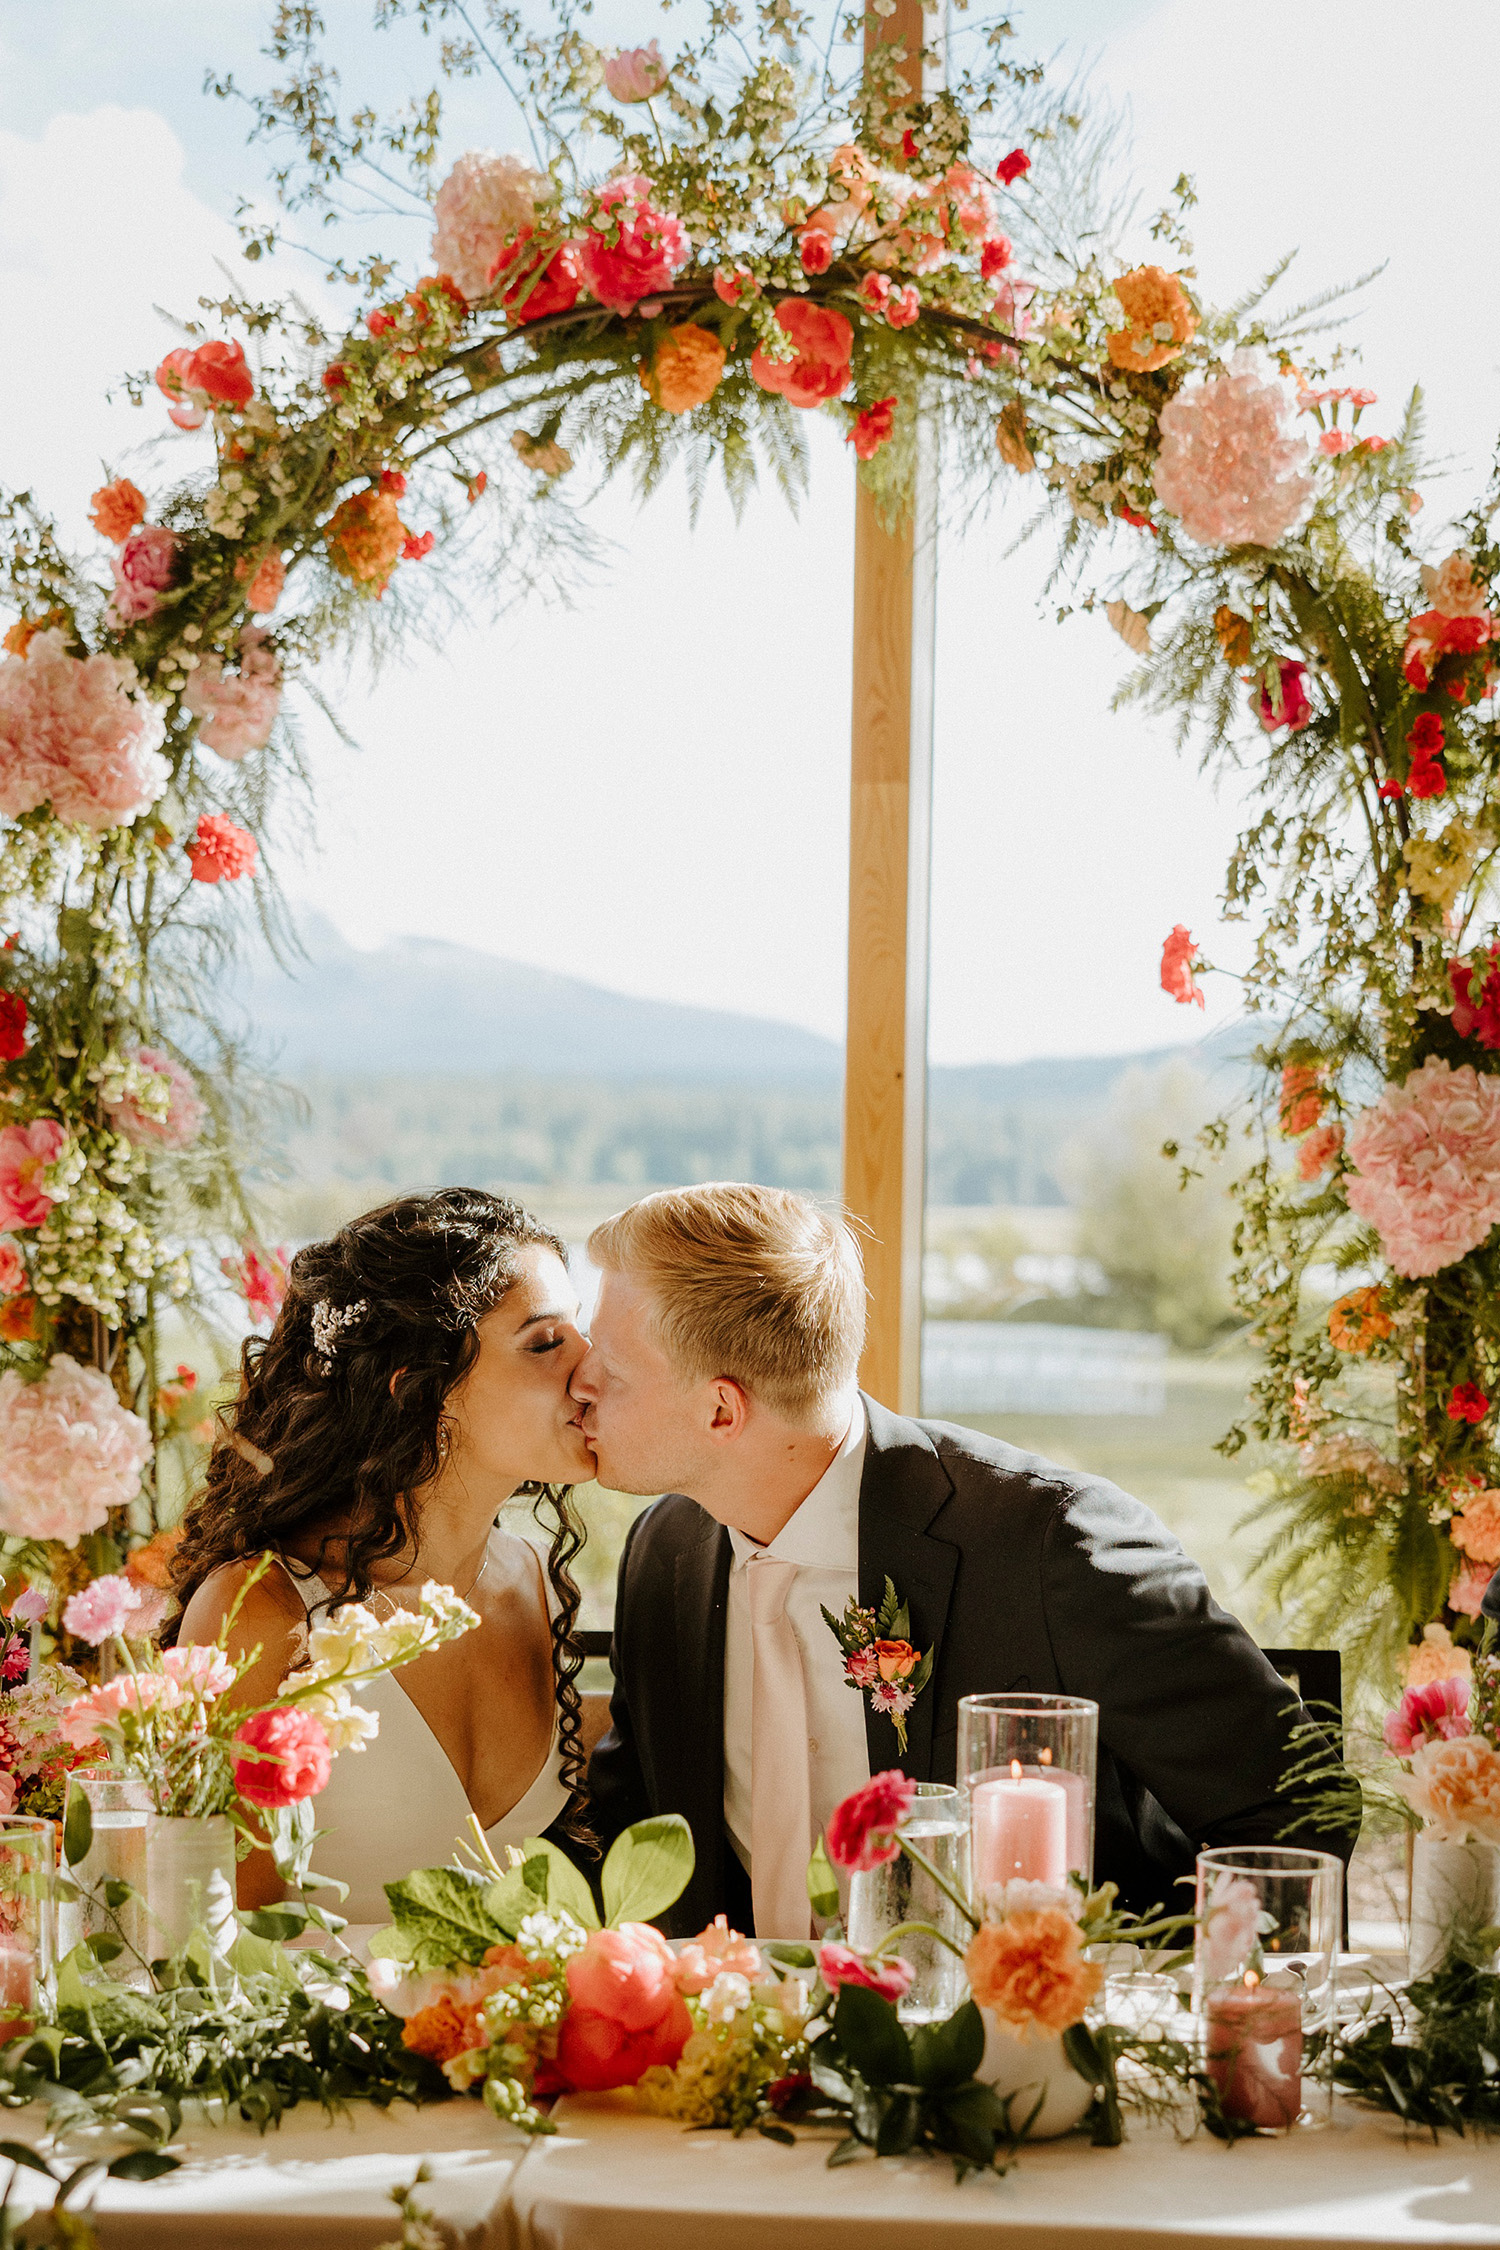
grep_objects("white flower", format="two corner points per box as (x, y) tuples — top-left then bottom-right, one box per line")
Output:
(300, 1682), (380, 1752)
(303, 1603), (383, 1679)
(516, 1909), (587, 1960)
(700, 1971), (753, 2025)
(981, 1878), (1078, 1923)
(419, 1581), (481, 1638)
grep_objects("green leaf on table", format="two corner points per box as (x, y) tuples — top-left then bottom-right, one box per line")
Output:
(600, 1817), (692, 1928)
(827, 2134), (872, 2168)
(0, 2141), (57, 2181)
(523, 1837), (602, 1931)
(239, 1907), (308, 1943)
(106, 2150), (181, 2183)
(805, 1835), (839, 1921)
(874, 2088), (921, 2157)
(933, 2082), (1006, 2168)
(63, 1789), (92, 1870)
(832, 1983), (913, 2084)
(910, 2000), (984, 2090)
(381, 1865), (514, 1968)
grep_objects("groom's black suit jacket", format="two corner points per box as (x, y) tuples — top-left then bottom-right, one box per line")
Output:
(588, 1397), (1354, 1934)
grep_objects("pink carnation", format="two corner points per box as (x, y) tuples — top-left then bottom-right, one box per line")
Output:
(0, 1356), (151, 1544)
(159, 1642), (236, 1699)
(61, 1573), (139, 1646)
(826, 1769), (917, 1872)
(1345, 1057), (1500, 1278)
(1397, 1733), (1500, 1844)
(576, 175), (688, 314)
(0, 1119), (69, 1231)
(107, 524), (178, 626)
(59, 1672), (172, 1748)
(1384, 1675), (1471, 1756)
(102, 1048), (203, 1151)
(188, 814), (258, 884)
(817, 1942), (915, 2004)
(1450, 1560), (1495, 1618)
(182, 627), (281, 761)
(1153, 349), (1315, 549)
(0, 629), (168, 830)
(431, 150), (547, 304)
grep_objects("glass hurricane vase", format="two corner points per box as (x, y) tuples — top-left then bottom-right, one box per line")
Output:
(145, 1813), (237, 1965)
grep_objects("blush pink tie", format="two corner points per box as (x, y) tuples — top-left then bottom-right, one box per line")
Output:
(746, 1553), (814, 1941)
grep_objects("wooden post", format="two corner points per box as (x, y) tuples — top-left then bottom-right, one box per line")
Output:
(842, 0), (937, 1413)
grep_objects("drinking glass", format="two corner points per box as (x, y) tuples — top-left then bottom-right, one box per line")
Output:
(0, 1816), (55, 2040)
(57, 1771), (152, 1987)
(845, 1783), (970, 2023)
(958, 1693), (1098, 1893)
(1193, 1845), (1342, 2132)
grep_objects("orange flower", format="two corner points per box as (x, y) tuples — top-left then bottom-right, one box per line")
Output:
(874, 1638), (919, 1682)
(1451, 1489), (1500, 1569)
(89, 479), (148, 544)
(1404, 1624), (1473, 1688)
(125, 1526), (182, 1592)
(965, 1911), (1103, 2040)
(325, 488), (407, 590)
(639, 322), (727, 415)
(3, 610), (67, 658)
(0, 1294), (35, 1342)
(401, 1994), (487, 2065)
(1278, 1062), (1325, 1135)
(235, 551), (286, 614)
(1328, 1286), (1392, 1355)
(1106, 265), (1198, 372)
(1214, 606), (1252, 666)
(995, 401), (1034, 473)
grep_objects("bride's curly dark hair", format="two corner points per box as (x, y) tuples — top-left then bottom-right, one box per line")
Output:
(169, 1187), (593, 1843)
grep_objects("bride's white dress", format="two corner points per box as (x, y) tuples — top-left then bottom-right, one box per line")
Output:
(280, 1539), (571, 1922)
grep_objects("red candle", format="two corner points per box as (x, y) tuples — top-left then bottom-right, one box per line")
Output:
(0, 1938), (36, 2042)
(1205, 1975), (1302, 2129)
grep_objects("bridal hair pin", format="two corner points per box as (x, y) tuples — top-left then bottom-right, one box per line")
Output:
(311, 1297), (368, 1377)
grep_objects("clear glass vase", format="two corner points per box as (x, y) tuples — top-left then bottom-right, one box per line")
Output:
(0, 1817), (55, 2040)
(1193, 1844), (1342, 2133)
(1408, 1834), (1500, 1981)
(58, 1772), (152, 1987)
(145, 1813), (237, 1965)
(845, 1782), (970, 2023)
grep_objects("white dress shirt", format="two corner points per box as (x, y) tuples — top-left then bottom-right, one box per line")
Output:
(723, 1395), (870, 1882)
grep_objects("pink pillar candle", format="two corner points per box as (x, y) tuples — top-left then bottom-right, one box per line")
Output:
(1205, 1980), (1302, 2129)
(971, 1770), (1068, 1887)
(0, 1938), (35, 2042)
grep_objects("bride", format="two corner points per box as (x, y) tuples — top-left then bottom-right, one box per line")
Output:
(170, 1187), (595, 1917)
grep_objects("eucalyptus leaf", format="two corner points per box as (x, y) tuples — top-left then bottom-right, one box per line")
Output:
(600, 1816), (693, 1928)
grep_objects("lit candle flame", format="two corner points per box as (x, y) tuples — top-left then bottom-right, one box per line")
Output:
(1010, 1759), (1023, 1781)
(1039, 1747), (1053, 1764)
(1243, 1970), (1260, 1990)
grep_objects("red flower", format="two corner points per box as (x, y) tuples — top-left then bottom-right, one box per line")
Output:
(576, 176), (689, 313)
(401, 531), (435, 561)
(1118, 504), (1156, 531)
(154, 347), (206, 429)
(1409, 752), (1446, 800)
(1279, 1062), (1325, 1136)
(322, 363), (351, 392)
(1409, 712), (1445, 754)
(887, 284), (921, 330)
(554, 1926), (693, 2091)
(846, 396), (896, 462)
(750, 301), (853, 408)
(1448, 1384), (1491, 1426)
(900, 128), (919, 160)
(187, 814), (259, 884)
(996, 148), (1031, 186)
(826, 1769), (916, 1872)
(232, 1707), (332, 1809)
(1254, 659), (1312, 734)
(799, 228), (833, 275)
(188, 340), (254, 408)
(1378, 779), (1404, 801)
(379, 470), (408, 497)
(367, 308), (397, 337)
(817, 1942), (915, 2003)
(1451, 953), (1500, 1050)
(0, 993), (25, 1064)
(467, 472), (488, 504)
(1160, 924), (1205, 1009)
(493, 236), (583, 325)
(980, 236), (1013, 279)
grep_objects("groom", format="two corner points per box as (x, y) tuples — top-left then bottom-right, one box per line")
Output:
(574, 1183), (1353, 1936)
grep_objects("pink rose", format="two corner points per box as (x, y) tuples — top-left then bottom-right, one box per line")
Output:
(1450, 1561), (1495, 1619)
(575, 176), (688, 315)
(9, 1586), (48, 1625)
(108, 524), (179, 625)
(817, 1942), (915, 2003)
(232, 1706), (333, 1808)
(603, 42), (669, 102)
(555, 1924), (694, 2090)
(1384, 1674), (1471, 1756)
(0, 1119), (68, 1231)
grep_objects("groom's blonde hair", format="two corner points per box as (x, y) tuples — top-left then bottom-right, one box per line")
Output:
(588, 1183), (866, 1422)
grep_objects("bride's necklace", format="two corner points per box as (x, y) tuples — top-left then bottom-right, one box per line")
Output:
(369, 1544), (491, 1621)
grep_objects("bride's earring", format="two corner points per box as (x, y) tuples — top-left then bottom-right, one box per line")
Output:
(436, 1421), (453, 1467)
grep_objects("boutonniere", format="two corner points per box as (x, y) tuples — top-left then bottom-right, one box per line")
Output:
(821, 1575), (934, 1755)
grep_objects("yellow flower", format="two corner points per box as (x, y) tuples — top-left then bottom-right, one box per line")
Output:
(639, 323), (727, 415)
(1403, 823), (1479, 910)
(1106, 265), (1198, 372)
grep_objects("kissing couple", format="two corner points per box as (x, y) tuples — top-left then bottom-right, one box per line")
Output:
(173, 1182), (1354, 1928)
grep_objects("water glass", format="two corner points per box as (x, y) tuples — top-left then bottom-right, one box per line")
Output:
(958, 1693), (1098, 1892)
(845, 1783), (970, 2023)
(1194, 1845), (1342, 2132)
(58, 1771), (152, 1987)
(0, 1816), (55, 2039)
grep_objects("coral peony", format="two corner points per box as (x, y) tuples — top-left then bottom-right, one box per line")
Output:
(107, 525), (178, 625)
(714, 267), (758, 308)
(233, 1706), (333, 1808)
(0, 1356), (151, 1543)
(187, 814), (258, 884)
(493, 236), (582, 324)
(1421, 552), (1490, 619)
(576, 176), (688, 314)
(1344, 1058), (1500, 1278)
(1450, 1561), (1495, 1619)
(432, 150), (548, 303)
(1160, 924), (1204, 1008)
(964, 1910), (1102, 2038)
(980, 235), (1013, 280)
(0, 1119), (68, 1232)
(1106, 265), (1197, 371)
(826, 1769), (916, 1872)
(817, 1942), (915, 2003)
(996, 149), (1031, 186)
(1298, 1121), (1344, 1179)
(0, 629), (168, 830)
(603, 41), (669, 102)
(639, 323), (725, 414)
(325, 487), (407, 591)
(183, 626), (281, 760)
(750, 301), (853, 409)
(1449, 1383), (1490, 1425)
(101, 1047), (203, 1151)
(799, 227), (834, 275)
(847, 397), (896, 461)
(1397, 1733), (1500, 1844)
(189, 341), (254, 408)
(89, 480), (147, 544)
(1403, 608), (1495, 694)
(1327, 1286), (1390, 1354)
(1254, 658), (1312, 734)
(556, 1924), (694, 2091)
(1450, 951), (1500, 1051)
(673, 1917), (761, 1995)
(1385, 1675), (1471, 1756)
(1450, 1488), (1500, 1567)
(1405, 1623), (1473, 1688)
(1153, 349), (1315, 549)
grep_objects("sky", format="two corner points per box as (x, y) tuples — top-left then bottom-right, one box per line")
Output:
(1, 0), (1497, 1064)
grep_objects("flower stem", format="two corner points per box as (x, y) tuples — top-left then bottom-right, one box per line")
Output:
(897, 1836), (979, 1931)
(874, 1917), (970, 1963)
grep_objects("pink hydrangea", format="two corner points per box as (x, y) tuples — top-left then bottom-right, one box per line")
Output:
(0, 1356), (151, 1544)
(102, 1048), (203, 1151)
(182, 627), (281, 761)
(0, 630), (168, 830)
(431, 150), (547, 303)
(1384, 1674), (1471, 1756)
(576, 176), (688, 314)
(1345, 1058), (1500, 1278)
(0, 1119), (69, 1231)
(106, 524), (178, 626)
(1153, 349), (1315, 549)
